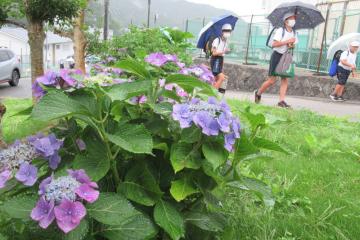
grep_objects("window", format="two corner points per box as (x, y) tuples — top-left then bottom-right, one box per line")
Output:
(56, 44), (61, 50)
(0, 51), (9, 62)
(62, 44), (70, 51)
(6, 50), (14, 59)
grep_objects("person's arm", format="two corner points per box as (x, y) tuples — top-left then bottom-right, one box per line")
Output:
(272, 29), (296, 48)
(211, 38), (224, 56)
(340, 59), (356, 70)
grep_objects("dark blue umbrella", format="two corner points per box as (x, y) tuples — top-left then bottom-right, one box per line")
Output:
(197, 15), (238, 49)
(267, 1), (324, 30)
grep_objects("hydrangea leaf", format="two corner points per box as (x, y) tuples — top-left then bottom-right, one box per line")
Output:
(170, 174), (199, 202)
(105, 81), (151, 102)
(1, 195), (37, 219)
(154, 199), (185, 240)
(101, 213), (158, 240)
(88, 193), (139, 225)
(106, 124), (153, 154)
(170, 143), (202, 173)
(31, 90), (90, 121)
(73, 129), (110, 181)
(202, 141), (229, 170)
(118, 161), (163, 206)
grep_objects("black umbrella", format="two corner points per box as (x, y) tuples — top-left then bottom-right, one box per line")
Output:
(267, 1), (325, 30)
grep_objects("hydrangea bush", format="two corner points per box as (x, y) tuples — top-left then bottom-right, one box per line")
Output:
(0, 52), (286, 240)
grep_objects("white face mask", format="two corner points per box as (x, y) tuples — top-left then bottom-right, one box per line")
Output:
(287, 19), (296, 28)
(223, 33), (231, 39)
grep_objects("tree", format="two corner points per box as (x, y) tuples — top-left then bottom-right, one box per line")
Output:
(0, 0), (82, 97)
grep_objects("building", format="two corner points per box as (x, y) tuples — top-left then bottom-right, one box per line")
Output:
(0, 27), (74, 72)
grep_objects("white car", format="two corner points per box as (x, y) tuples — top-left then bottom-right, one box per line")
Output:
(0, 49), (21, 86)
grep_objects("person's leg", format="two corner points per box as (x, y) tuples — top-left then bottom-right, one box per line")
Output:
(257, 76), (276, 95)
(279, 77), (288, 102)
(338, 85), (345, 97)
(213, 73), (225, 89)
(331, 84), (342, 96)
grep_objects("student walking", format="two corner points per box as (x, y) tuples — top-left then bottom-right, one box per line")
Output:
(330, 41), (359, 102)
(211, 24), (232, 90)
(254, 12), (298, 108)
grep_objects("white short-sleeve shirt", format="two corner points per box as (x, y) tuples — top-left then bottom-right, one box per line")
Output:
(273, 28), (298, 54)
(212, 37), (228, 56)
(339, 50), (357, 71)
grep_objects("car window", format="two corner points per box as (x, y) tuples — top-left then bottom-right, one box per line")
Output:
(0, 51), (10, 62)
(6, 50), (14, 59)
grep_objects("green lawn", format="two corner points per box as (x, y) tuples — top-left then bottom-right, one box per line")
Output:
(226, 100), (360, 240)
(1, 98), (360, 239)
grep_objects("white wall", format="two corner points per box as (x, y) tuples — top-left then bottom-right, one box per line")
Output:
(0, 32), (29, 57)
(45, 42), (74, 67)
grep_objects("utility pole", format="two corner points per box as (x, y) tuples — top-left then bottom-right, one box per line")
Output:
(104, 0), (110, 40)
(147, 0), (151, 28)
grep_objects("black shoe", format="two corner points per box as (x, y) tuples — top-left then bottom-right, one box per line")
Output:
(254, 90), (261, 104)
(278, 101), (291, 108)
(330, 94), (337, 101)
(337, 96), (346, 101)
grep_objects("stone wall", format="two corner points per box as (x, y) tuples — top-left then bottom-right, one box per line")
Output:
(195, 59), (360, 101)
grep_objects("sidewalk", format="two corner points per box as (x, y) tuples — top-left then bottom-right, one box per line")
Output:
(225, 90), (360, 121)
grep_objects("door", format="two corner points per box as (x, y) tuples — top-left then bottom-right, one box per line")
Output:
(0, 50), (11, 80)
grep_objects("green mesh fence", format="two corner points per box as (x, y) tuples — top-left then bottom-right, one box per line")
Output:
(186, 2), (360, 74)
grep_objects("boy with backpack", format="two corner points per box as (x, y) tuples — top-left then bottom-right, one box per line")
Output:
(254, 12), (298, 108)
(329, 41), (359, 101)
(210, 24), (232, 90)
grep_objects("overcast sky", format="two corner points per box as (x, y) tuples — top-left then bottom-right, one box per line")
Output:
(186, 0), (317, 16)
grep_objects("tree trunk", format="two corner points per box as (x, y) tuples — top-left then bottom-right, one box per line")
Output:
(0, 102), (7, 148)
(73, 9), (87, 73)
(27, 21), (45, 98)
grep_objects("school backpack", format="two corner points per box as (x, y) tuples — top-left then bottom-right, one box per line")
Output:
(204, 35), (218, 59)
(328, 50), (347, 77)
(266, 27), (296, 49)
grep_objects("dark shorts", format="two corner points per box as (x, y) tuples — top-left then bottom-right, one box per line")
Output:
(268, 51), (283, 77)
(337, 66), (351, 85)
(210, 56), (224, 76)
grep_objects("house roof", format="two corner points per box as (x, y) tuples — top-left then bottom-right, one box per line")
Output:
(0, 27), (73, 44)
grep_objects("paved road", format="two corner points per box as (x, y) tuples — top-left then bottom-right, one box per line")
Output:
(0, 79), (359, 120)
(225, 90), (360, 121)
(0, 78), (32, 99)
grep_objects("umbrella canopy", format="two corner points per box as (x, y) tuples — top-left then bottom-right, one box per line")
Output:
(267, 1), (325, 30)
(197, 15), (238, 49)
(327, 33), (360, 59)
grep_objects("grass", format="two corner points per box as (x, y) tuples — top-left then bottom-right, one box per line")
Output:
(1, 98), (49, 143)
(225, 99), (360, 240)
(1, 98), (360, 239)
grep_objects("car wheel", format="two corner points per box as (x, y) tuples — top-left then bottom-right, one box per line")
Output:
(9, 70), (20, 87)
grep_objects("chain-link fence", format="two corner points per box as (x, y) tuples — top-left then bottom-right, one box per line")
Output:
(186, 0), (360, 74)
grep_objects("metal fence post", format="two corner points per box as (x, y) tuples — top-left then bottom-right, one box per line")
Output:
(339, 0), (350, 36)
(244, 14), (254, 65)
(185, 19), (189, 32)
(316, 3), (331, 74)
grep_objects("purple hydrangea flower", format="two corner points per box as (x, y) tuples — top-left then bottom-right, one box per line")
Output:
(54, 200), (86, 233)
(60, 69), (77, 87)
(165, 54), (178, 62)
(32, 82), (47, 100)
(176, 61), (186, 69)
(0, 170), (11, 188)
(15, 162), (38, 186)
(111, 68), (123, 76)
(145, 53), (169, 67)
(159, 78), (166, 87)
(32, 169), (99, 233)
(36, 71), (58, 85)
(31, 197), (55, 229)
(30, 133), (63, 169)
(172, 98), (241, 152)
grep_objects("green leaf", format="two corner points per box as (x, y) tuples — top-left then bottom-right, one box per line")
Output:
(106, 124), (153, 154)
(170, 143), (202, 173)
(31, 90), (89, 121)
(10, 106), (33, 117)
(105, 81), (151, 102)
(0, 233), (7, 240)
(185, 212), (226, 232)
(64, 219), (89, 240)
(202, 142), (228, 170)
(180, 126), (201, 144)
(101, 214), (158, 240)
(242, 108), (266, 131)
(227, 177), (275, 207)
(88, 193), (139, 225)
(73, 129), (110, 181)
(166, 74), (215, 96)
(118, 161), (163, 206)
(114, 59), (151, 79)
(154, 200), (185, 240)
(153, 102), (173, 115)
(1, 195), (37, 219)
(170, 174), (199, 202)
(233, 132), (259, 163)
(253, 137), (289, 154)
